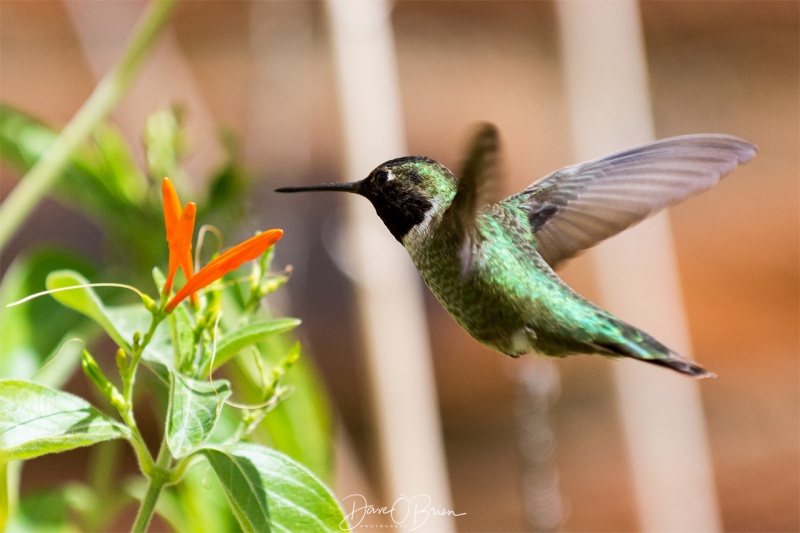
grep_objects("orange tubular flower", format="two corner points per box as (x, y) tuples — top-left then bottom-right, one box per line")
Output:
(162, 177), (196, 296)
(165, 229), (284, 312)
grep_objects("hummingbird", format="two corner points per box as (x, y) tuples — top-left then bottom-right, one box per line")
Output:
(277, 124), (756, 377)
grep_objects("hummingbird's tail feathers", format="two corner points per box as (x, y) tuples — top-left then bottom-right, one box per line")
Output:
(590, 330), (716, 378)
(644, 354), (716, 379)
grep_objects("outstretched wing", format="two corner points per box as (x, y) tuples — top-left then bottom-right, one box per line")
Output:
(505, 134), (757, 269)
(448, 122), (502, 274)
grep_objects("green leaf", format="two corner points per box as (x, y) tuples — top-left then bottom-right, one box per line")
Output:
(0, 104), (166, 273)
(90, 122), (147, 204)
(213, 319), (301, 370)
(45, 271), (130, 352)
(144, 106), (186, 181)
(169, 303), (194, 373)
(193, 130), (252, 236)
(0, 104), (62, 173)
(198, 443), (347, 533)
(207, 160), (247, 212)
(167, 374), (231, 459)
(0, 380), (130, 461)
(0, 251), (94, 386)
(0, 104), (144, 208)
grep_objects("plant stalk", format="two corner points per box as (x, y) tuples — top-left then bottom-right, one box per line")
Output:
(0, 0), (179, 251)
(131, 439), (172, 533)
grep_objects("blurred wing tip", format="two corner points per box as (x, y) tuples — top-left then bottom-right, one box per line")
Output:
(690, 133), (759, 164)
(737, 140), (759, 164)
(473, 121), (498, 133)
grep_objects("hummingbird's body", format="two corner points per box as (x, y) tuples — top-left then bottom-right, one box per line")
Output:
(278, 124), (757, 377)
(394, 157), (688, 370)
(406, 192), (617, 358)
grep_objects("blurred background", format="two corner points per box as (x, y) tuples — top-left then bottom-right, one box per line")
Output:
(1, 1), (797, 531)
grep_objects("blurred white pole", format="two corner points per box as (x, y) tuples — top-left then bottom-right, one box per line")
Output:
(556, 1), (721, 531)
(325, 1), (455, 529)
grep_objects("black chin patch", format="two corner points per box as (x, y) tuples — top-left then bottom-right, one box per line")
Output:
(368, 185), (432, 242)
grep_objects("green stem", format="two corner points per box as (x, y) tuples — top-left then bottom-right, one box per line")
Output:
(131, 439), (172, 533)
(0, 0), (179, 251)
(116, 311), (166, 479)
(0, 461), (19, 533)
(127, 427), (157, 477)
(123, 312), (163, 406)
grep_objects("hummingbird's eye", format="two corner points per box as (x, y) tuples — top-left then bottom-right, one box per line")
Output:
(374, 170), (391, 185)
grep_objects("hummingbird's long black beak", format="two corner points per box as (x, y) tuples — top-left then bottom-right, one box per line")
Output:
(275, 181), (362, 194)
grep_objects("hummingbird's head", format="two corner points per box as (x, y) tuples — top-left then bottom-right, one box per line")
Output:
(276, 156), (456, 242)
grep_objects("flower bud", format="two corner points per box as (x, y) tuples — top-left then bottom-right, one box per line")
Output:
(82, 350), (121, 404)
(141, 293), (158, 314)
(116, 348), (128, 371)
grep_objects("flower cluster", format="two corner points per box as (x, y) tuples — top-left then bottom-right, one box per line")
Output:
(161, 177), (282, 312)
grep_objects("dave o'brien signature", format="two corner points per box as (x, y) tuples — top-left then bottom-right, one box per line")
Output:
(340, 493), (466, 530)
